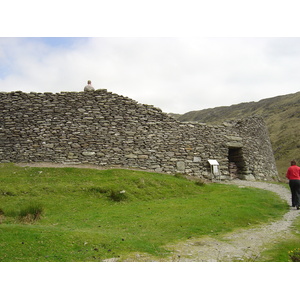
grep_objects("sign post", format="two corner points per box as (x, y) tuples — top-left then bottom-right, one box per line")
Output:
(208, 159), (220, 181)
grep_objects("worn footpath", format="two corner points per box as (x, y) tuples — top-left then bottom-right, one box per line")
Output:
(121, 180), (299, 262)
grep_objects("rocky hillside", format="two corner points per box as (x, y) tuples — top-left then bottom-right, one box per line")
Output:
(176, 91), (300, 179)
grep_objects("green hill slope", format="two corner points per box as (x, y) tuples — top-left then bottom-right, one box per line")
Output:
(0, 164), (287, 261)
(177, 92), (300, 178)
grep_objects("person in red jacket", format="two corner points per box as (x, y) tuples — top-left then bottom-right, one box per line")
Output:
(286, 160), (300, 209)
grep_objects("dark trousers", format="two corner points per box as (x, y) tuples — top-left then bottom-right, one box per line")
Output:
(289, 180), (300, 207)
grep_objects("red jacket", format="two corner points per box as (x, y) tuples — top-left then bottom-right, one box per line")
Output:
(286, 165), (300, 180)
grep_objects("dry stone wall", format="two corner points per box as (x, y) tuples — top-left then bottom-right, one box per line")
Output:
(0, 89), (278, 180)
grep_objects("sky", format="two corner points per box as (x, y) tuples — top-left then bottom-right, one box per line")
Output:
(2, 36), (300, 114)
(2, 1), (300, 115)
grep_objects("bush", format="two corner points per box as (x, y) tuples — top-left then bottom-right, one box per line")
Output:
(88, 187), (127, 202)
(88, 187), (108, 194)
(174, 173), (187, 180)
(0, 208), (4, 224)
(195, 179), (206, 186)
(18, 203), (44, 223)
(0, 189), (16, 196)
(109, 190), (127, 202)
(288, 248), (300, 262)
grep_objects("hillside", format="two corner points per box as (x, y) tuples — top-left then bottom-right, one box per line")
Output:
(0, 164), (288, 261)
(176, 91), (300, 178)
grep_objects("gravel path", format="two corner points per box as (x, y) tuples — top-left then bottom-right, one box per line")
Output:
(165, 180), (299, 262)
(16, 163), (299, 262)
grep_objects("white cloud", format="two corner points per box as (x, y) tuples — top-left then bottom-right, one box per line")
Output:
(1, 37), (300, 114)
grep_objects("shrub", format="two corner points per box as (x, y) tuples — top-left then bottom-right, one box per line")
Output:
(0, 189), (16, 196)
(0, 208), (4, 224)
(88, 187), (108, 194)
(195, 179), (206, 186)
(4, 209), (18, 218)
(109, 190), (127, 202)
(174, 173), (187, 180)
(288, 248), (300, 262)
(18, 203), (44, 223)
(136, 178), (146, 188)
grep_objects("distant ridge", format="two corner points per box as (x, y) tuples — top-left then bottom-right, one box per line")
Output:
(175, 91), (300, 178)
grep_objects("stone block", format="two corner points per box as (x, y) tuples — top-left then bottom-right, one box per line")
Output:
(176, 161), (185, 171)
(82, 151), (96, 156)
(193, 157), (201, 162)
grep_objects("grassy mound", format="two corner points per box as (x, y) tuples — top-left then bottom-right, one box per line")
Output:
(0, 163), (288, 261)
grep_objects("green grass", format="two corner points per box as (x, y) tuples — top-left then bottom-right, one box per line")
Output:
(258, 215), (300, 262)
(0, 163), (288, 261)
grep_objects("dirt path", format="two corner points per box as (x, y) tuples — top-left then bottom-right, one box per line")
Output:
(164, 180), (299, 262)
(16, 163), (299, 262)
(121, 180), (298, 262)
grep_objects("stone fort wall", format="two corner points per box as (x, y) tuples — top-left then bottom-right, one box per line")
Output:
(0, 89), (278, 180)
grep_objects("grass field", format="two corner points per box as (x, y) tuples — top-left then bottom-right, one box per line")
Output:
(0, 163), (289, 262)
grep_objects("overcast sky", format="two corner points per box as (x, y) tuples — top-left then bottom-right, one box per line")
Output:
(2, 2), (300, 116)
(2, 37), (300, 114)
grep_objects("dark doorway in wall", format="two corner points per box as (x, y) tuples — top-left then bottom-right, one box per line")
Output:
(228, 147), (245, 179)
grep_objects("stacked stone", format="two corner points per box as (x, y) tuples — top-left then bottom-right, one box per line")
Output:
(0, 90), (278, 181)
